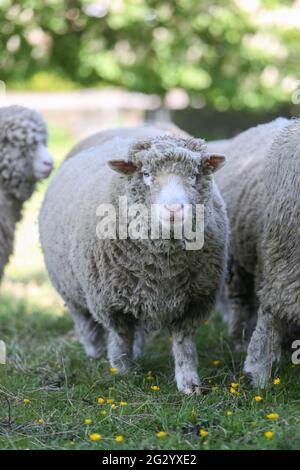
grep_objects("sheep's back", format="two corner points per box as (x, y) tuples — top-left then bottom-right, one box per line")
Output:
(207, 118), (289, 274)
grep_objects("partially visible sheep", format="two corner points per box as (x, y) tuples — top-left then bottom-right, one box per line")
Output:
(39, 125), (228, 394)
(208, 118), (300, 386)
(0, 105), (53, 285)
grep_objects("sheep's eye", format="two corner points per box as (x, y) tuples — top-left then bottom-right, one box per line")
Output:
(143, 172), (153, 186)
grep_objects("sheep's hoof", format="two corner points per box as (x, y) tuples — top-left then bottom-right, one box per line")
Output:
(178, 382), (203, 395)
(243, 365), (269, 389)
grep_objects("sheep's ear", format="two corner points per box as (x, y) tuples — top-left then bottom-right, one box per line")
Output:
(108, 159), (137, 175)
(203, 154), (226, 172)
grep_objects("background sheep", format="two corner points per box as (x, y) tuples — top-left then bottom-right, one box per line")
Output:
(39, 125), (228, 394)
(208, 118), (300, 386)
(0, 105), (53, 287)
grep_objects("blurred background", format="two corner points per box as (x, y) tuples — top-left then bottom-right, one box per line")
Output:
(0, 0), (300, 317)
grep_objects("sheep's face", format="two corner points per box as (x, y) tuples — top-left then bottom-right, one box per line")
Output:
(0, 106), (53, 200)
(32, 144), (54, 181)
(108, 136), (225, 231)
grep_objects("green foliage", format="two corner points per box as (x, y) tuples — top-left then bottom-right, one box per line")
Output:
(1, 1), (299, 111)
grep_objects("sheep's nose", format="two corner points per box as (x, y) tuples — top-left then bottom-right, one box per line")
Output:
(164, 204), (183, 222)
(164, 204), (183, 213)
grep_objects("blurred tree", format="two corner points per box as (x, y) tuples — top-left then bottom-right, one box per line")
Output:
(0, 0), (299, 112)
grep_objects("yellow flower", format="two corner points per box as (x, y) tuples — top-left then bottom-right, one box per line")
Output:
(230, 387), (239, 395)
(199, 429), (209, 437)
(23, 399), (30, 405)
(150, 385), (160, 391)
(100, 410), (107, 416)
(264, 431), (274, 439)
(226, 410), (233, 416)
(231, 382), (239, 389)
(115, 435), (124, 443)
(120, 401), (128, 407)
(37, 418), (44, 425)
(110, 367), (118, 374)
(97, 397), (105, 405)
(157, 431), (168, 438)
(111, 404), (118, 410)
(85, 418), (92, 425)
(273, 377), (281, 385)
(108, 386), (114, 391)
(266, 413), (279, 420)
(191, 409), (197, 418)
(254, 395), (263, 402)
(107, 398), (114, 404)
(212, 360), (221, 366)
(204, 319), (209, 326)
(89, 433), (102, 441)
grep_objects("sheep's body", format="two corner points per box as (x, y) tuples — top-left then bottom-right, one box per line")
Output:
(208, 118), (300, 386)
(40, 125), (228, 393)
(0, 105), (51, 286)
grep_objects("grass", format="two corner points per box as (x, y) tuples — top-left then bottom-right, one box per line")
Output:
(0, 125), (300, 450)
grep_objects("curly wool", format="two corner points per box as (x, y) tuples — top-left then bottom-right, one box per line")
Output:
(0, 105), (48, 283)
(40, 126), (228, 333)
(208, 117), (300, 385)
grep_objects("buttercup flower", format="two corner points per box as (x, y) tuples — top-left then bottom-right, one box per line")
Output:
(111, 404), (118, 410)
(110, 367), (118, 374)
(230, 387), (239, 396)
(97, 397), (105, 405)
(273, 377), (281, 385)
(107, 398), (114, 404)
(264, 431), (274, 439)
(150, 385), (160, 391)
(254, 396), (263, 402)
(100, 410), (107, 416)
(115, 435), (124, 443)
(37, 418), (44, 425)
(89, 433), (102, 441)
(157, 431), (167, 438)
(266, 413), (279, 420)
(120, 401), (128, 407)
(226, 410), (233, 416)
(231, 383), (238, 389)
(23, 399), (30, 405)
(199, 429), (209, 437)
(85, 418), (92, 425)
(212, 360), (221, 366)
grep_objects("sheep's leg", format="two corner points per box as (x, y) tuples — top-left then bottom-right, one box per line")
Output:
(244, 309), (282, 387)
(69, 305), (106, 359)
(227, 258), (257, 350)
(171, 328), (201, 394)
(133, 323), (145, 359)
(107, 327), (134, 373)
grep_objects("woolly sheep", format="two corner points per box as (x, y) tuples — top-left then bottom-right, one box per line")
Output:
(39, 125), (228, 394)
(208, 118), (300, 387)
(0, 105), (53, 286)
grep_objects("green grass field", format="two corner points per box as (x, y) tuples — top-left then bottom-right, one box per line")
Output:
(0, 127), (299, 450)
